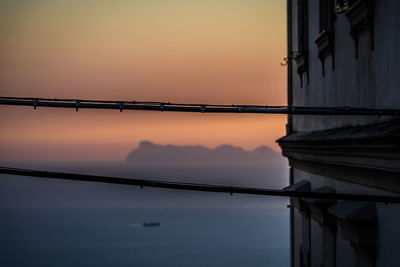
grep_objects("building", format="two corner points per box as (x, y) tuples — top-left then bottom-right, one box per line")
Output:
(278, 1), (400, 267)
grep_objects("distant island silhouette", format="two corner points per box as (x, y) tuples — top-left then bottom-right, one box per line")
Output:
(126, 141), (282, 164)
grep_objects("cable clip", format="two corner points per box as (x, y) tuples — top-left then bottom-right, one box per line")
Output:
(160, 103), (165, 112)
(238, 106), (243, 113)
(32, 99), (39, 110)
(75, 101), (80, 112)
(118, 102), (124, 112)
(200, 105), (206, 113)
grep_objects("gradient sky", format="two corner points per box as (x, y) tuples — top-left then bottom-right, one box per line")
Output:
(0, 0), (287, 162)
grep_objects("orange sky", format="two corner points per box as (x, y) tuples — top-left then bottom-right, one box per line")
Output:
(0, 0), (287, 162)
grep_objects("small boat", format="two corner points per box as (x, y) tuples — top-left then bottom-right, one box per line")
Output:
(142, 222), (161, 227)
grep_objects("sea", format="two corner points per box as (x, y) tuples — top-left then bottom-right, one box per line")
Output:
(0, 162), (290, 267)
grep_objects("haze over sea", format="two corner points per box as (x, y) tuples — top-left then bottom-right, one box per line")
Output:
(0, 143), (290, 267)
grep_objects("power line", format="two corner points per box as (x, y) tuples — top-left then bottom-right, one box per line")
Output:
(0, 96), (399, 115)
(1, 166), (399, 203)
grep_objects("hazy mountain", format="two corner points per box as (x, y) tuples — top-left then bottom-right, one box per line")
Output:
(126, 141), (282, 164)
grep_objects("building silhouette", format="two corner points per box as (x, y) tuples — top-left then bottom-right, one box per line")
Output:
(278, 0), (400, 266)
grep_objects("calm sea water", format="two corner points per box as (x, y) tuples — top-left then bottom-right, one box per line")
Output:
(0, 163), (289, 267)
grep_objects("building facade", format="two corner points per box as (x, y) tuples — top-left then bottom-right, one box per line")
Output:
(278, 0), (400, 266)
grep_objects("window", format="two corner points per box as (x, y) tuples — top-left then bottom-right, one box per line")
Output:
(319, 0), (334, 33)
(298, 0), (308, 53)
(296, 0), (309, 87)
(314, 0), (335, 75)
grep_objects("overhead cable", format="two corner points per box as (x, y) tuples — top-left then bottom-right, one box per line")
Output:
(0, 166), (399, 203)
(0, 96), (399, 116)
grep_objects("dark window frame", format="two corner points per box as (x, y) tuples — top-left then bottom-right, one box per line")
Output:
(295, 0), (309, 87)
(314, 0), (336, 76)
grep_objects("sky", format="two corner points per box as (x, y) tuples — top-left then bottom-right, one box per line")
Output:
(0, 0), (287, 162)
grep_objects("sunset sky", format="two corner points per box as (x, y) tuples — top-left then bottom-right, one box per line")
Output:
(0, 0), (287, 162)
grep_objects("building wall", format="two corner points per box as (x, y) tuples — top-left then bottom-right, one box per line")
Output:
(287, 2), (400, 266)
(291, 0), (400, 133)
